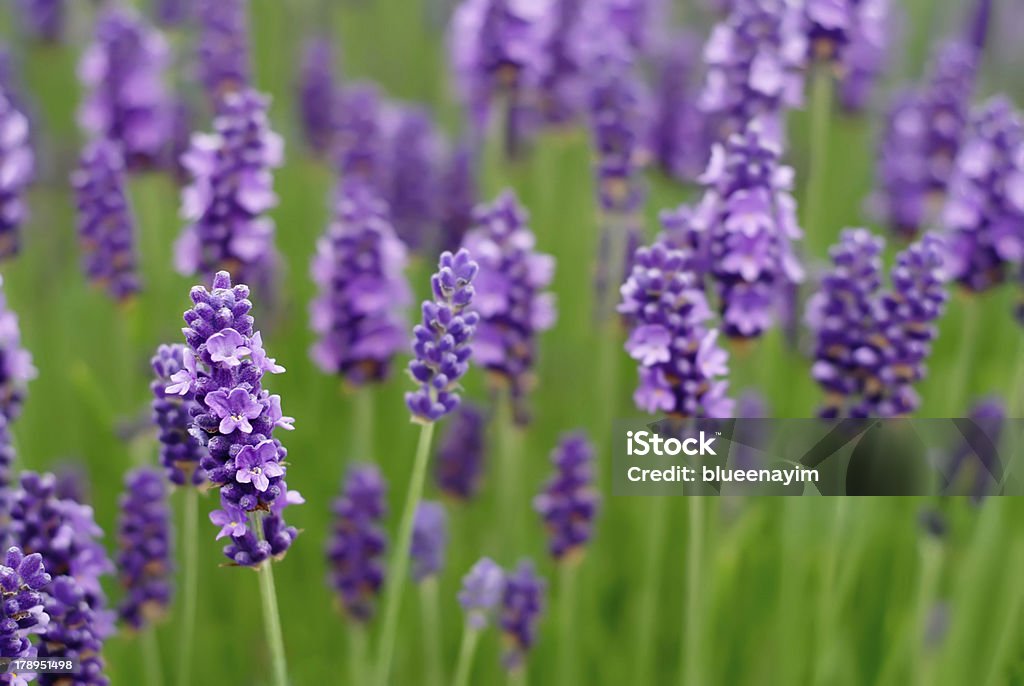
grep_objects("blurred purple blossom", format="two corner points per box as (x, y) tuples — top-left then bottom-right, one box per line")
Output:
(116, 468), (173, 630)
(410, 501), (448, 582)
(297, 37), (338, 157)
(16, 0), (65, 43)
(458, 557), (505, 630)
(500, 559), (545, 670)
(0, 277), (36, 421)
(151, 344), (206, 487)
(0, 92), (34, 261)
(534, 432), (598, 561)
(383, 105), (444, 250)
(650, 31), (710, 183)
(434, 403), (486, 500)
(196, 0), (251, 103)
(326, 464), (387, 622)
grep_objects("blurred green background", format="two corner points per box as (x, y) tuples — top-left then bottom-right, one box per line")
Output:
(3, 0), (1024, 684)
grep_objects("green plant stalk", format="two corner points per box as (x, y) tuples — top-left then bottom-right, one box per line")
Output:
(557, 562), (579, 686)
(420, 578), (444, 686)
(349, 627), (369, 686)
(496, 391), (525, 549)
(142, 626), (164, 686)
(912, 540), (943, 686)
(634, 494), (669, 685)
(596, 211), (631, 484)
(682, 496), (705, 686)
(352, 385), (375, 461)
(981, 542), (1024, 686)
(452, 626), (481, 686)
(254, 514), (289, 686)
(813, 498), (848, 683)
(945, 300), (981, 418)
(176, 488), (199, 686)
(804, 67), (834, 260)
(375, 421), (437, 686)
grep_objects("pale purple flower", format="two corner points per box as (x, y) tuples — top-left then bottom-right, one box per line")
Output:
(204, 387), (262, 435)
(234, 440), (284, 492)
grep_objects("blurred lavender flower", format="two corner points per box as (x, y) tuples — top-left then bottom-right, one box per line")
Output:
(438, 142), (478, 252)
(538, 0), (585, 126)
(152, 344), (206, 486)
(406, 249), (480, 423)
(176, 89), (283, 290)
(384, 106), (444, 251)
(0, 547), (50, 667)
(333, 83), (386, 186)
(155, 0), (192, 27)
(78, 8), (171, 169)
(943, 97), (1024, 293)
(500, 559), (545, 670)
(37, 575), (110, 685)
(167, 97), (194, 184)
(458, 557), (505, 630)
(461, 191), (555, 422)
(434, 403), (486, 500)
(196, 0), (251, 102)
(619, 242), (734, 418)
(309, 180), (411, 385)
(814, 0), (891, 112)
(326, 464), (387, 622)
(534, 432), (598, 561)
(116, 468), (173, 630)
(410, 501), (447, 582)
(297, 37), (337, 157)
(182, 271), (301, 566)
(0, 417), (14, 509)
(651, 32), (710, 183)
(16, 0), (65, 43)
(944, 397), (1003, 500)
(604, 0), (664, 52)
(72, 139), (141, 301)
(0, 277), (36, 422)
(0, 92), (34, 261)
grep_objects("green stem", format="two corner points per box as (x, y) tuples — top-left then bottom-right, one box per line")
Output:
(352, 385), (375, 461)
(349, 626), (369, 686)
(508, 667), (527, 686)
(813, 498), (848, 683)
(255, 516), (289, 686)
(557, 563), (579, 686)
(634, 495), (669, 684)
(141, 627), (164, 686)
(912, 540), (943, 686)
(945, 301), (981, 418)
(496, 391), (524, 549)
(804, 67), (834, 260)
(682, 497), (704, 686)
(452, 626), (480, 686)
(420, 578), (444, 686)
(176, 488), (199, 686)
(375, 421), (437, 686)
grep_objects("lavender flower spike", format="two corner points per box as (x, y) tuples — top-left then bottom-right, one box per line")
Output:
(0, 92), (34, 261)
(438, 142), (479, 253)
(434, 403), (486, 500)
(0, 547), (50, 666)
(651, 32), (710, 183)
(72, 139), (141, 301)
(38, 575), (110, 685)
(116, 468), (173, 630)
(16, 0), (65, 43)
(155, 0), (192, 27)
(297, 37), (337, 156)
(151, 344), (206, 486)
(500, 559), (545, 670)
(411, 501), (447, 583)
(538, 0), (586, 126)
(182, 271), (301, 566)
(406, 249), (480, 424)
(196, 0), (251, 102)
(458, 557), (504, 630)
(384, 105), (444, 251)
(0, 276), (36, 421)
(326, 464), (386, 622)
(534, 432), (599, 561)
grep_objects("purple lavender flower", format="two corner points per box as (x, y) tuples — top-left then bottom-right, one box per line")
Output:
(167, 97), (194, 184)
(943, 97), (1024, 293)
(71, 139), (141, 301)
(693, 123), (805, 339)
(176, 89), (283, 290)
(410, 501), (447, 583)
(383, 105), (444, 251)
(604, 0), (664, 52)
(406, 249), (481, 424)
(78, 8), (171, 169)
(196, 0), (251, 102)
(619, 242), (734, 418)
(500, 559), (545, 670)
(438, 142), (478, 253)
(944, 397), (1003, 500)
(461, 191), (555, 423)
(37, 575), (110, 686)
(151, 344), (206, 486)
(326, 464), (387, 622)
(16, 0), (65, 43)
(434, 403), (486, 500)
(297, 37), (337, 156)
(155, 0), (192, 27)
(534, 432), (598, 561)
(0, 417), (14, 507)
(538, 0), (586, 125)
(116, 468), (173, 630)
(309, 180), (411, 385)
(813, 0), (891, 112)
(458, 557), (505, 630)
(181, 271), (301, 566)
(0, 278), (36, 421)
(650, 32), (710, 183)
(0, 92), (34, 261)
(0, 547), (50, 665)
(332, 83), (386, 186)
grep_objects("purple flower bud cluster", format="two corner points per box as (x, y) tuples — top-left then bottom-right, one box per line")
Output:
(406, 249), (481, 424)
(156, 0), (192, 27)
(309, 180), (411, 385)
(176, 89), (283, 290)
(693, 124), (805, 339)
(651, 32), (710, 183)
(116, 469), (173, 630)
(943, 97), (1024, 293)
(410, 501), (447, 583)
(326, 464), (386, 623)
(333, 83), (386, 186)
(805, 0), (891, 112)
(458, 557), (505, 630)
(538, 0), (585, 126)
(151, 344), (206, 486)
(181, 271), (301, 566)
(383, 106), (444, 251)
(0, 547), (50, 666)
(37, 575), (110, 686)
(0, 279), (35, 422)
(196, 0), (251, 103)
(534, 432), (599, 561)
(438, 143), (478, 253)
(77, 8), (171, 169)
(500, 559), (545, 670)
(71, 139), (141, 301)
(619, 242), (734, 418)
(0, 417), (14, 507)
(808, 229), (949, 417)
(461, 191), (555, 422)
(604, 0), (663, 52)
(297, 37), (337, 157)
(0, 92), (34, 261)
(434, 403), (486, 500)
(15, 0), (65, 43)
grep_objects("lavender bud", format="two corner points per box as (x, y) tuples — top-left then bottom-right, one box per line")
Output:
(410, 501), (447, 583)
(458, 557), (504, 630)
(534, 432), (599, 561)
(0, 546), (50, 664)
(37, 575), (110, 685)
(500, 559), (545, 670)
(116, 468), (173, 630)
(0, 92), (34, 261)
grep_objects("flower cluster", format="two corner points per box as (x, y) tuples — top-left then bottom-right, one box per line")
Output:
(500, 560), (545, 670)
(534, 432), (599, 561)
(434, 403), (486, 500)
(406, 249), (481, 423)
(384, 106), (443, 251)
(77, 8), (170, 169)
(37, 575), (110, 685)
(538, 0), (585, 126)
(458, 557), (505, 630)
(438, 143), (478, 253)
(155, 0), (190, 27)
(297, 37), (337, 156)
(410, 501), (447, 583)
(176, 89), (283, 290)
(651, 32), (710, 183)
(461, 191), (555, 422)
(326, 464), (387, 622)
(116, 468), (173, 630)
(71, 138), (141, 301)
(181, 271), (301, 566)
(0, 417), (14, 509)
(332, 83), (386, 186)
(151, 344), (206, 486)
(196, 0), (251, 103)
(16, 0), (64, 43)
(808, 229), (949, 417)
(0, 277), (35, 422)
(0, 92), (34, 261)
(0, 547), (50, 666)
(309, 180), (411, 385)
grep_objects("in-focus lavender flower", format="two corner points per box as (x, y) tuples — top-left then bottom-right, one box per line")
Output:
(16, 0), (65, 43)
(151, 344), (206, 486)
(0, 547), (50, 665)
(434, 403), (486, 500)
(176, 89), (283, 290)
(0, 277), (36, 422)
(619, 242), (734, 418)
(37, 574), (110, 686)
(116, 468), (173, 630)
(693, 123), (805, 339)
(410, 501), (447, 583)
(650, 32), (710, 183)
(0, 92), (34, 261)
(72, 139), (141, 301)
(461, 191), (555, 423)
(309, 180), (411, 385)
(406, 249), (480, 424)
(458, 557), (504, 630)
(326, 464), (386, 622)
(438, 142), (478, 253)
(196, 0), (251, 102)
(500, 559), (545, 670)
(383, 105), (443, 251)
(182, 271), (301, 566)
(78, 8), (171, 169)
(534, 432), (598, 561)
(297, 37), (337, 157)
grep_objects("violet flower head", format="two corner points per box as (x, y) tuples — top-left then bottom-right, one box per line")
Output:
(78, 8), (171, 169)
(434, 402), (486, 500)
(0, 417), (14, 505)
(37, 575), (110, 686)
(16, 0), (65, 43)
(309, 180), (411, 385)
(0, 547), (50, 665)
(151, 344), (206, 486)
(619, 242), (734, 418)
(819, 0), (891, 112)
(538, 0), (586, 126)
(943, 97), (1024, 293)
(500, 559), (545, 670)
(410, 501), (447, 583)
(651, 31), (710, 183)
(534, 432), (599, 561)
(0, 278), (36, 422)
(0, 92), (34, 261)
(297, 36), (337, 156)
(333, 83), (386, 186)
(383, 105), (444, 251)
(182, 271), (301, 567)
(694, 123), (805, 339)
(438, 142), (479, 253)
(155, 0), (192, 27)
(196, 0), (251, 102)
(326, 464), (387, 623)
(72, 139), (141, 301)
(405, 249), (481, 424)
(461, 191), (555, 422)
(116, 468), (173, 630)
(458, 557), (505, 630)
(176, 88), (283, 290)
